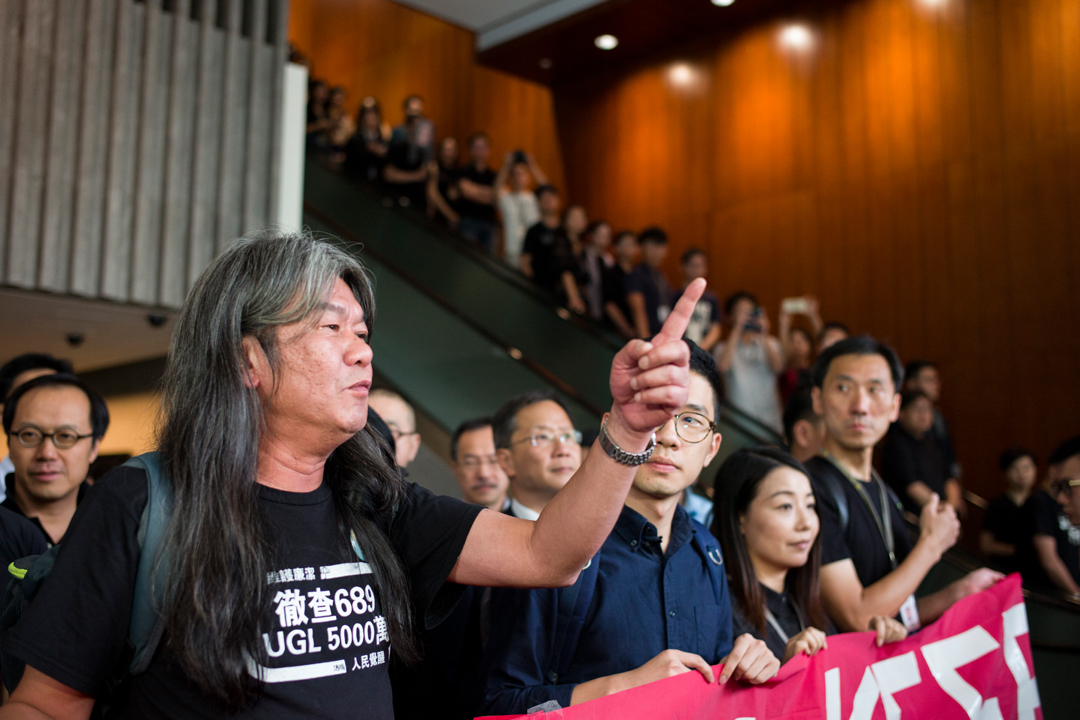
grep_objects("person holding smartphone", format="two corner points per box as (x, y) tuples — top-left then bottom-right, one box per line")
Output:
(713, 292), (785, 434)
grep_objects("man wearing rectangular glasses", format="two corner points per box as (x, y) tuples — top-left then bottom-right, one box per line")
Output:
(478, 342), (777, 716)
(1, 374), (108, 546)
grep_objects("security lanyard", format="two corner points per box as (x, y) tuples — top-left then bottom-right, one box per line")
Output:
(764, 603), (806, 646)
(823, 451), (897, 570)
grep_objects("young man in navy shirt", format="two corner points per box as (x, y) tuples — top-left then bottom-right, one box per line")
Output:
(478, 342), (778, 714)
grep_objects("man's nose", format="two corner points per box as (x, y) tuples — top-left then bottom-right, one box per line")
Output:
(654, 419), (680, 447)
(35, 439), (60, 460)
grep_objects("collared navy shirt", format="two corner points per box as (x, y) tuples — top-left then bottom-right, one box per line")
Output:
(479, 504), (732, 714)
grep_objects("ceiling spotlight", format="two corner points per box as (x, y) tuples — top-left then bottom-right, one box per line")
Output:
(539, 58), (552, 69)
(669, 63), (694, 86)
(779, 24), (813, 51)
(594, 34), (618, 50)
(711, 0), (735, 6)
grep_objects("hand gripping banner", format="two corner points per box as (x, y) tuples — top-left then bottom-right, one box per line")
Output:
(479, 574), (1040, 720)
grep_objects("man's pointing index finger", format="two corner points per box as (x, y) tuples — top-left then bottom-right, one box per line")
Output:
(655, 277), (706, 344)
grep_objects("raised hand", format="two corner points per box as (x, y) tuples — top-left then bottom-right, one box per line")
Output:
(608, 278), (705, 440)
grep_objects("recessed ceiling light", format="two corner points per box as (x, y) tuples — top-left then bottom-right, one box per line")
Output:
(779, 24), (813, 51)
(594, 34), (618, 50)
(712, 0), (735, 6)
(539, 58), (553, 69)
(669, 64), (694, 86)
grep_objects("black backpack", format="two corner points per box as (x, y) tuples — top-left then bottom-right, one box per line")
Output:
(0, 452), (174, 696)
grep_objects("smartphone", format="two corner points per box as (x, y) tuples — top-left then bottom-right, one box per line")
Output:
(782, 298), (809, 314)
(743, 306), (763, 333)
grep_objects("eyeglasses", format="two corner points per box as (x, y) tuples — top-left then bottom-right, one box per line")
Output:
(512, 430), (583, 448)
(12, 427), (94, 450)
(385, 425), (418, 442)
(1053, 478), (1080, 496)
(670, 412), (717, 444)
(459, 456), (500, 470)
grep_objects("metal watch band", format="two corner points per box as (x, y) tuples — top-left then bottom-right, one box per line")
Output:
(597, 421), (656, 466)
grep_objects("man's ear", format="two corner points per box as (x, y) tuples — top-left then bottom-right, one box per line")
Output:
(496, 447), (515, 480)
(241, 336), (267, 390)
(88, 438), (101, 465)
(704, 430), (723, 467)
(811, 386), (823, 416)
(888, 392), (901, 423)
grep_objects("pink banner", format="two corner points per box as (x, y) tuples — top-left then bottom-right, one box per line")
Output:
(479, 574), (1040, 720)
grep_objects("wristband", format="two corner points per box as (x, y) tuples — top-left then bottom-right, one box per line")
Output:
(900, 594), (921, 632)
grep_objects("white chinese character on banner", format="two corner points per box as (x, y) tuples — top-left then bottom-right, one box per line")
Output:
(352, 657), (362, 671)
(273, 588), (308, 627)
(361, 655), (370, 669)
(374, 615), (389, 644)
(305, 567), (316, 581)
(377, 650), (385, 664)
(280, 568), (295, 582)
(307, 588), (336, 623)
(293, 568), (306, 582)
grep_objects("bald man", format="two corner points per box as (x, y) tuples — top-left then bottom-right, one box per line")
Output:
(367, 389), (421, 468)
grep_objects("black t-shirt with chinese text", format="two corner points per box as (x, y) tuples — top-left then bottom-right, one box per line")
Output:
(456, 165), (497, 223)
(523, 222), (572, 295)
(806, 456), (912, 589)
(6, 465), (481, 719)
(878, 424), (951, 514)
(670, 287), (720, 346)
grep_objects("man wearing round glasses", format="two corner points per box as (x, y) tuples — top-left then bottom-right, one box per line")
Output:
(451, 418), (510, 512)
(1, 374), (109, 545)
(479, 342), (778, 715)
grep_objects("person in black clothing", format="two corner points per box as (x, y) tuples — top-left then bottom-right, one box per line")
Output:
(878, 390), (959, 514)
(2, 231), (707, 719)
(383, 95), (434, 209)
(456, 132), (499, 252)
(903, 360), (961, 483)
(602, 230), (638, 339)
(2, 374), (107, 546)
(673, 249), (721, 352)
(0, 505), (47, 570)
(805, 336), (1002, 634)
(625, 227), (672, 338)
(1019, 436), (1080, 595)
(343, 100), (390, 186)
(520, 186), (586, 313)
(980, 447), (1038, 574)
(426, 136), (461, 229)
(712, 447), (906, 664)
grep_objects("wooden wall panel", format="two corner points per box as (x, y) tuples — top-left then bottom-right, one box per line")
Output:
(288, 0), (565, 193)
(554, 0), (1080, 499)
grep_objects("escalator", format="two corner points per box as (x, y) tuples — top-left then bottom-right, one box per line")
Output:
(304, 159), (1079, 718)
(303, 158), (783, 464)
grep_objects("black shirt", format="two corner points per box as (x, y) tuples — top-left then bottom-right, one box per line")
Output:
(670, 287), (720, 347)
(456, 165), (497, 223)
(522, 222), (572, 295)
(982, 493), (1032, 574)
(878, 424), (952, 514)
(1017, 489), (1080, 589)
(624, 264), (672, 336)
(730, 582), (835, 661)
(0, 504), (48, 570)
(7, 465), (481, 719)
(602, 264), (633, 329)
(2, 473), (88, 546)
(806, 456), (912, 588)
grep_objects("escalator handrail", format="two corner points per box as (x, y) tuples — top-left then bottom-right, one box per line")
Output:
(309, 159), (625, 352)
(305, 202), (607, 421)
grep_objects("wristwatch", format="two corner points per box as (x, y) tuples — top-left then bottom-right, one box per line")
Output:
(597, 421), (656, 466)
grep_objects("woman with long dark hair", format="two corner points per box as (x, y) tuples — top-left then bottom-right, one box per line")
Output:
(711, 447), (907, 663)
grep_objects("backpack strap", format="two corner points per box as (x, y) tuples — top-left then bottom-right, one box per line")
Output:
(814, 463), (850, 536)
(546, 553), (600, 685)
(123, 452), (174, 675)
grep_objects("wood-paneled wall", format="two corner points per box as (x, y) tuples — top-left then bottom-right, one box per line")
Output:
(288, 0), (565, 192)
(0, 0), (289, 309)
(555, 0), (1080, 498)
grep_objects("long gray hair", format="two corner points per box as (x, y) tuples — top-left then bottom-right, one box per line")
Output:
(157, 231), (415, 707)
